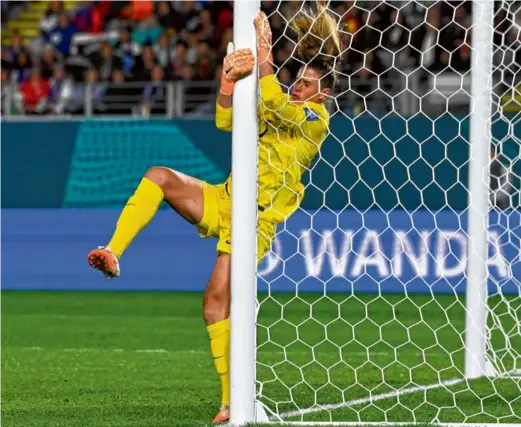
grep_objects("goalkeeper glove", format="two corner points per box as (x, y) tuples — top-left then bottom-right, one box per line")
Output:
(254, 11), (273, 65)
(220, 43), (255, 96)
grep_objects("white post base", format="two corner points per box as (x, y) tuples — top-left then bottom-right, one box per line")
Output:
(484, 358), (499, 377)
(255, 400), (270, 422)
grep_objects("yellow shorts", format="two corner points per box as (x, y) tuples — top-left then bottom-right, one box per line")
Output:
(196, 181), (277, 259)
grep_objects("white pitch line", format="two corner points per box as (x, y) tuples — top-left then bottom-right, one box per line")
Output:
(274, 423), (521, 427)
(277, 377), (465, 420)
(277, 368), (521, 421)
(16, 348), (448, 357)
(18, 347), (175, 353)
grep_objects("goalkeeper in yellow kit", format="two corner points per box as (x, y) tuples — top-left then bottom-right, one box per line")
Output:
(88, 8), (342, 424)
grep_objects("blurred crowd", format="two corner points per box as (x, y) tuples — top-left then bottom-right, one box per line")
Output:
(2, 1), (235, 115)
(1, 0), (520, 116)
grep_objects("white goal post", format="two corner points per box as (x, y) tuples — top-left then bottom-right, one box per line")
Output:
(230, 0), (261, 425)
(464, 0), (493, 380)
(231, 0), (521, 425)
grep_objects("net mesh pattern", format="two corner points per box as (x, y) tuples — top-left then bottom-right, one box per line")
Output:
(64, 120), (225, 207)
(255, 1), (521, 423)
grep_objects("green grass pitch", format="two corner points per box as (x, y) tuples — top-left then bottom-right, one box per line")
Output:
(2, 291), (520, 426)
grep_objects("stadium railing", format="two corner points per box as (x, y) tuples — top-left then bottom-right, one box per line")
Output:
(2, 71), (519, 119)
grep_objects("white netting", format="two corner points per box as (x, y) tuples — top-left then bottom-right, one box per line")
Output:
(255, 0), (521, 424)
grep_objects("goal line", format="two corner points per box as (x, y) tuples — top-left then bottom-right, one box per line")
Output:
(266, 368), (521, 424)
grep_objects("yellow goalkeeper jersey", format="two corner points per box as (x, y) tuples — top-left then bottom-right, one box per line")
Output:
(215, 74), (330, 223)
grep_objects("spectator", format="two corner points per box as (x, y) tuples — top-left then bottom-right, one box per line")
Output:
(275, 42), (292, 68)
(351, 51), (380, 114)
(40, 46), (60, 79)
(1, 64), (11, 84)
(1, 48), (11, 66)
(438, 4), (469, 59)
(29, 30), (48, 61)
(261, 0), (277, 16)
(74, 1), (104, 34)
(115, 27), (138, 75)
(103, 68), (130, 115)
(452, 42), (471, 72)
(169, 40), (188, 80)
(181, 62), (204, 113)
(90, 42), (123, 82)
(133, 43), (156, 81)
(194, 41), (215, 80)
(1, 68), (13, 115)
(217, 28), (232, 63)
(341, 3), (361, 34)
(45, 12), (77, 56)
(85, 68), (107, 113)
(267, 9), (284, 43)
(12, 51), (32, 83)
(383, 10), (410, 54)
(105, 1), (127, 23)
(132, 14), (164, 45)
(409, 6), (441, 70)
(121, 0), (154, 22)
(154, 33), (171, 69)
(182, 1), (203, 33)
(6, 30), (26, 63)
(141, 64), (166, 116)
(182, 63), (194, 81)
(2, 0), (515, 118)
(185, 31), (200, 65)
(40, 1), (65, 35)
(47, 63), (72, 114)
(198, 9), (215, 45)
(19, 68), (50, 114)
(67, 67), (105, 114)
(156, 1), (181, 33)
(188, 53), (214, 112)
(1, 2), (8, 24)
(354, 10), (382, 53)
(215, 2), (232, 40)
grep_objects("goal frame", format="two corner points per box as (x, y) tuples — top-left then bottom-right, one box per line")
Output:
(229, 0), (509, 425)
(229, 0), (261, 425)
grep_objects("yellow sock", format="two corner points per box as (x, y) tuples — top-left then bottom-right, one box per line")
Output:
(207, 318), (230, 407)
(107, 177), (164, 258)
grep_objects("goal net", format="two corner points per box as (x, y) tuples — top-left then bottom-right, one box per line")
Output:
(252, 0), (521, 424)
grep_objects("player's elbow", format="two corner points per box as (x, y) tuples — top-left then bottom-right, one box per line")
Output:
(215, 118), (232, 132)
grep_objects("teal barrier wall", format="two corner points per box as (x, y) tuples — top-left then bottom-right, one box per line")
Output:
(1, 121), (78, 208)
(2, 116), (519, 209)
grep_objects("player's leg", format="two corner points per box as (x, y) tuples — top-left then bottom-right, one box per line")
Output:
(204, 220), (277, 424)
(88, 166), (205, 278)
(203, 253), (232, 424)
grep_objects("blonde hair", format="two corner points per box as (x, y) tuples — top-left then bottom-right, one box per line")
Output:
(291, 3), (343, 68)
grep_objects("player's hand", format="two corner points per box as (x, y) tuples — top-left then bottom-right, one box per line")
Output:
(220, 44), (255, 96)
(254, 11), (273, 64)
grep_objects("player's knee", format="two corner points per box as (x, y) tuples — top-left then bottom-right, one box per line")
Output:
(145, 166), (178, 192)
(145, 166), (183, 191)
(203, 288), (230, 324)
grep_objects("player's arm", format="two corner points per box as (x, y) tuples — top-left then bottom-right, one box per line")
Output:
(215, 46), (254, 132)
(254, 11), (275, 80)
(253, 12), (324, 137)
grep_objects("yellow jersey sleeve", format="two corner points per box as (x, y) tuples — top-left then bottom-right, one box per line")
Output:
(215, 100), (272, 133)
(215, 102), (233, 132)
(259, 74), (328, 142)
